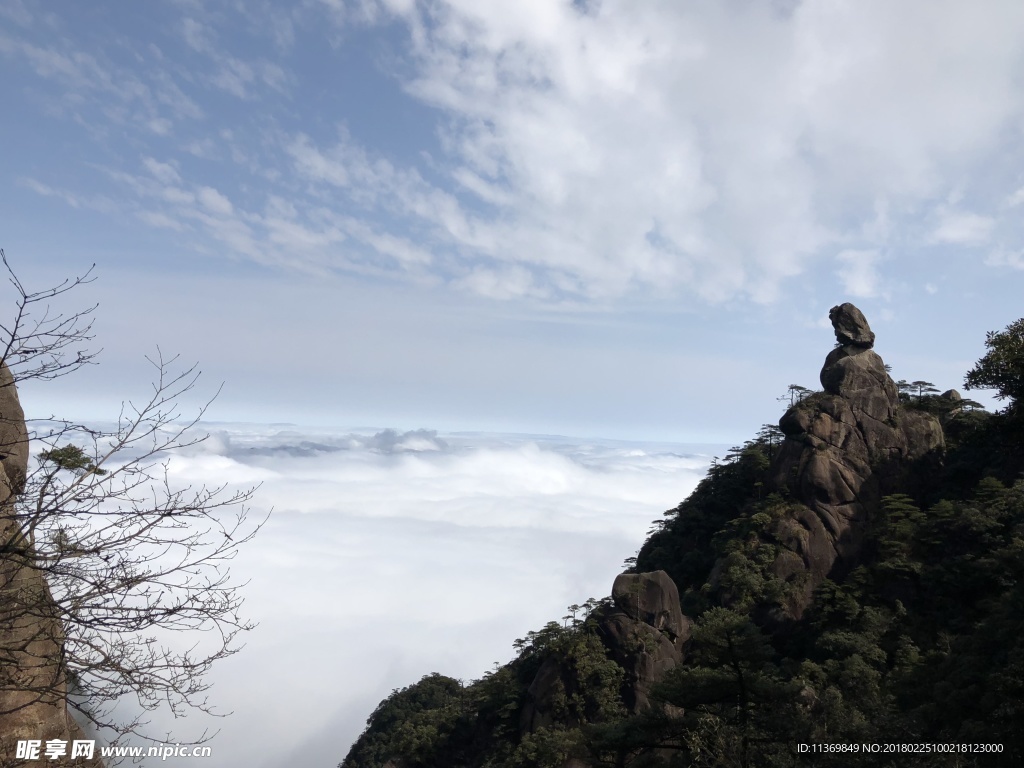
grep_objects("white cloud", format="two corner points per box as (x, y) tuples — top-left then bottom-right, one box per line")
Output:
(288, 134), (352, 187)
(282, 0), (1024, 301)
(929, 209), (995, 245)
(260, 61), (288, 92)
(197, 186), (234, 216)
(181, 15), (290, 98)
(142, 157), (181, 185)
(21, 177), (118, 213)
(0, 34), (111, 90)
(161, 186), (195, 205)
(836, 249), (881, 298)
(87, 424), (718, 767)
(986, 247), (1024, 270)
(211, 57), (255, 98)
(456, 265), (541, 300)
(153, 75), (204, 121)
(341, 220), (435, 267)
(0, 0), (32, 26)
(13, 0), (1024, 306)
(0, 31), (198, 136)
(147, 117), (172, 135)
(183, 138), (217, 158)
(136, 210), (184, 230)
(1004, 186), (1024, 208)
(181, 17), (213, 53)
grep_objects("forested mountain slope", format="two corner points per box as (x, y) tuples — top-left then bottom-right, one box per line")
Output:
(339, 306), (1024, 768)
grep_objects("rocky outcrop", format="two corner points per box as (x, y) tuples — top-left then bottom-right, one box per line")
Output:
(769, 304), (944, 617)
(519, 571), (691, 735)
(610, 572), (689, 643)
(0, 364), (100, 767)
(599, 572), (690, 713)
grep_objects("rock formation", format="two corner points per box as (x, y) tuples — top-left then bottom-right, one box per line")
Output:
(599, 571), (690, 713)
(769, 303), (943, 617)
(520, 570), (690, 734)
(0, 364), (100, 767)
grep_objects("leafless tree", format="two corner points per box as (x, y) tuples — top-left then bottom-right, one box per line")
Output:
(0, 250), (266, 753)
(0, 249), (100, 387)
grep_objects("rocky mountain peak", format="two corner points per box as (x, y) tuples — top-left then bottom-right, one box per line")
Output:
(770, 303), (943, 618)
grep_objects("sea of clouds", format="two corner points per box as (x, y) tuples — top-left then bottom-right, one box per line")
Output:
(34, 423), (724, 767)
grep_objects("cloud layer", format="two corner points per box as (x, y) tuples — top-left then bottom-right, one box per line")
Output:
(67, 424), (720, 767)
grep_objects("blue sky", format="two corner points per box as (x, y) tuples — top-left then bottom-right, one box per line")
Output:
(3, 0), (1024, 441)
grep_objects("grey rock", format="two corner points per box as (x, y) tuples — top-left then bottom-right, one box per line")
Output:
(596, 610), (681, 713)
(829, 303), (875, 348)
(602, 572), (691, 714)
(901, 410), (946, 459)
(611, 571), (690, 644)
(520, 571), (693, 736)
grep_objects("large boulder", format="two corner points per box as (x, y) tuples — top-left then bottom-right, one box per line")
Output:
(611, 571), (689, 645)
(595, 612), (681, 713)
(603, 571), (690, 712)
(769, 304), (943, 618)
(828, 302), (875, 348)
(519, 571), (692, 735)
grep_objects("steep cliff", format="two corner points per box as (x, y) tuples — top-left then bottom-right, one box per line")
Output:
(0, 364), (100, 767)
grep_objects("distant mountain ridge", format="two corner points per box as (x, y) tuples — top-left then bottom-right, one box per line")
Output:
(339, 304), (1023, 768)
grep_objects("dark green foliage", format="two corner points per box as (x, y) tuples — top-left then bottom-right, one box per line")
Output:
(778, 384), (811, 407)
(909, 380), (940, 400)
(341, 673), (465, 768)
(965, 317), (1024, 411)
(515, 618), (626, 728)
(651, 608), (800, 768)
(635, 442), (773, 615)
(756, 424), (785, 462)
(38, 444), (107, 475)
(340, 614), (626, 768)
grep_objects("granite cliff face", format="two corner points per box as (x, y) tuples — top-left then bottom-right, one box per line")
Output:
(768, 303), (944, 617)
(0, 365), (100, 767)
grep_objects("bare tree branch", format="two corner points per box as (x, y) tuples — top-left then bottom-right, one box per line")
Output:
(0, 255), (266, 754)
(0, 249), (100, 385)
